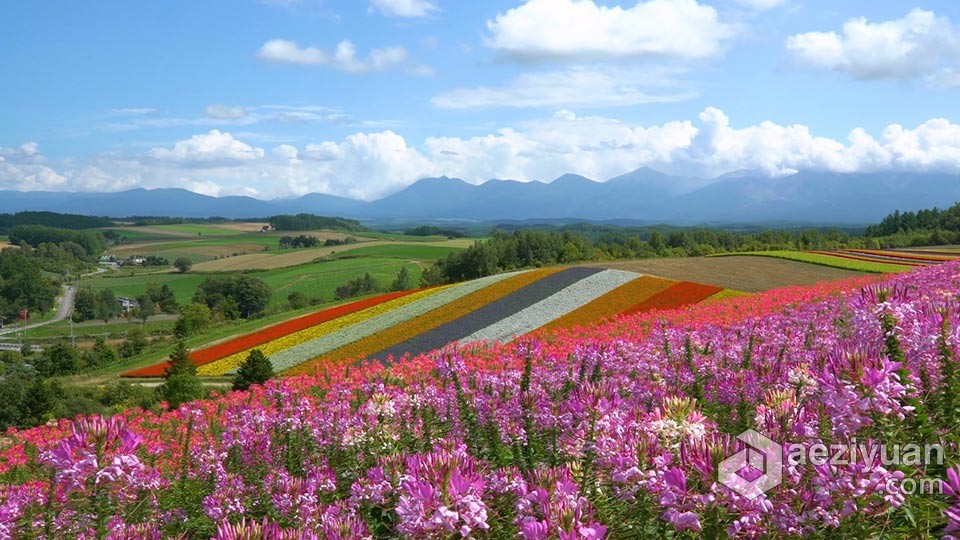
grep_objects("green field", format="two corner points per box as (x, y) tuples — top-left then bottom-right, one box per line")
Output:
(715, 250), (912, 274)
(85, 273), (206, 304)
(355, 231), (454, 242)
(330, 243), (465, 260)
(83, 257), (422, 307)
(147, 223), (250, 236)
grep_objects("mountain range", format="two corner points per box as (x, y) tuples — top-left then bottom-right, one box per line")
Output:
(1, 168), (957, 225)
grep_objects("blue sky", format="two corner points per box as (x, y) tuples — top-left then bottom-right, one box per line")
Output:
(1, 0), (959, 200)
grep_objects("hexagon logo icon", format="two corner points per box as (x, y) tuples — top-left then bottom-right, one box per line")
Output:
(718, 429), (782, 499)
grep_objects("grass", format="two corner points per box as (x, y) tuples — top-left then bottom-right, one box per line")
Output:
(114, 236), (280, 252)
(330, 243), (465, 260)
(99, 228), (175, 242)
(148, 223), (250, 236)
(355, 231), (453, 242)
(256, 258), (421, 307)
(83, 257), (422, 307)
(85, 273), (206, 304)
(715, 250), (911, 274)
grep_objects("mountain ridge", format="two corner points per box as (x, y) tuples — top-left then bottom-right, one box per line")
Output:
(0, 168), (957, 224)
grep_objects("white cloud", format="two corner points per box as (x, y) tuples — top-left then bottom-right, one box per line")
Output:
(786, 8), (960, 81)
(0, 143), (68, 191)
(486, 0), (734, 61)
(369, 0), (438, 17)
(301, 131), (435, 198)
(147, 130), (265, 165)
(928, 68), (960, 88)
(204, 105), (247, 119)
(7, 111), (960, 199)
(731, 0), (785, 10)
(109, 108), (158, 116)
(432, 67), (695, 109)
(102, 104), (349, 131)
(256, 39), (411, 73)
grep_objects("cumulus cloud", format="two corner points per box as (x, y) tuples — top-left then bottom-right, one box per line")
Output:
(0, 143), (68, 191)
(486, 0), (734, 61)
(301, 131), (435, 198)
(432, 67), (695, 109)
(256, 39), (411, 73)
(147, 130), (265, 165)
(368, 0), (438, 17)
(786, 8), (960, 81)
(6, 110), (960, 199)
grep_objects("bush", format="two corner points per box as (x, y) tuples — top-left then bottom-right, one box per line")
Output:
(194, 276), (271, 318)
(334, 273), (382, 300)
(174, 302), (211, 338)
(287, 292), (309, 310)
(173, 257), (192, 273)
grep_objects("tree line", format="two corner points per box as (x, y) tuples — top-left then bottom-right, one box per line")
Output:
(864, 202), (960, 246)
(419, 227), (865, 285)
(269, 214), (369, 232)
(0, 211), (112, 233)
(8, 224), (107, 258)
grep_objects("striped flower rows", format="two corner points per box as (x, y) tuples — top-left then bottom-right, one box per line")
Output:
(620, 281), (723, 316)
(537, 274), (676, 332)
(260, 271), (525, 373)
(196, 285), (451, 376)
(127, 266), (734, 378)
(458, 269), (638, 343)
(122, 289), (422, 377)
(280, 267), (564, 374)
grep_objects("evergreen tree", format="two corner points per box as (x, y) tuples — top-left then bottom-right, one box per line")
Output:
(157, 340), (203, 409)
(232, 349), (274, 391)
(390, 265), (415, 291)
(164, 340), (196, 377)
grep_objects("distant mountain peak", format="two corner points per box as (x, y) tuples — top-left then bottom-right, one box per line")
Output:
(551, 173), (596, 185)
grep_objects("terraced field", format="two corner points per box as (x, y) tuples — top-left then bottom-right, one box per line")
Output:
(123, 266), (728, 378)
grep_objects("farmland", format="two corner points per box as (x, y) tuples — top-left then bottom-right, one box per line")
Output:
(715, 250), (923, 273)
(124, 266), (735, 378)
(84, 257), (422, 307)
(7, 255), (958, 537)
(588, 255), (868, 291)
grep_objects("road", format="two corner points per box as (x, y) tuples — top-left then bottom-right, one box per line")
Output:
(0, 285), (76, 337)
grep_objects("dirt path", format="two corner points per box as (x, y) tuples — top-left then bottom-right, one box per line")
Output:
(588, 256), (867, 292)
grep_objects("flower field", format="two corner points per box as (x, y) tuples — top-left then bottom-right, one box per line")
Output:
(725, 248), (960, 275)
(721, 250), (918, 273)
(5, 260), (960, 537)
(124, 266), (731, 378)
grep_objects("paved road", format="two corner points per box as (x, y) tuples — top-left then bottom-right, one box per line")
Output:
(0, 285), (75, 336)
